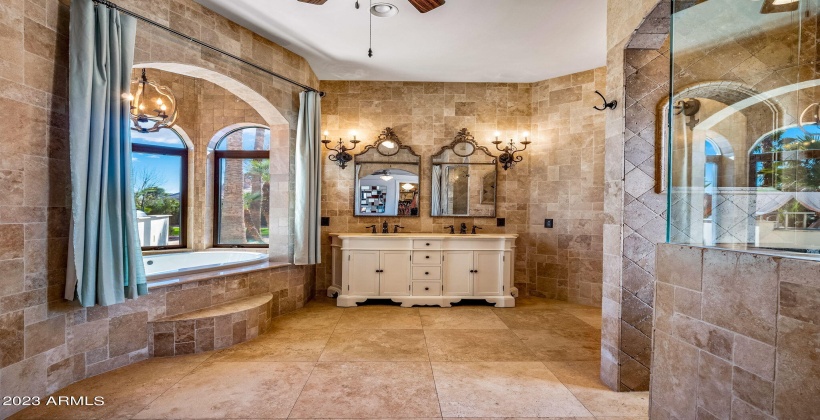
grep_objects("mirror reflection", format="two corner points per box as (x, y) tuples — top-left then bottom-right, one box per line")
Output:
(431, 128), (498, 217)
(354, 128), (421, 217)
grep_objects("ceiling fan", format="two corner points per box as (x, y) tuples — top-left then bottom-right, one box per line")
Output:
(297, 0), (446, 14)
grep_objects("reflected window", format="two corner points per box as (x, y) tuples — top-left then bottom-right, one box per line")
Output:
(131, 127), (188, 250)
(213, 127), (271, 247)
(750, 125), (820, 234)
(750, 125), (820, 189)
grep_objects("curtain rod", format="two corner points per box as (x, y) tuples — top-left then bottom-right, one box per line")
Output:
(92, 0), (325, 96)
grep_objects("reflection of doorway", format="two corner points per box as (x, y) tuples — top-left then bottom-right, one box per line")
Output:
(703, 138), (721, 246)
(447, 165), (470, 215)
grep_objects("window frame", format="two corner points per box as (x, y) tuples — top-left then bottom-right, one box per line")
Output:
(132, 141), (189, 251)
(212, 127), (272, 249)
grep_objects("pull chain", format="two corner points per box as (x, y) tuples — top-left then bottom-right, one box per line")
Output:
(368, 0), (373, 57)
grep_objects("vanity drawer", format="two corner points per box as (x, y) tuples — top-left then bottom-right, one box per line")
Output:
(412, 281), (442, 296)
(412, 266), (441, 280)
(412, 251), (441, 265)
(413, 239), (442, 250)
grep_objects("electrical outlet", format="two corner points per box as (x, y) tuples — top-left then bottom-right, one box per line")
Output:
(544, 219), (553, 229)
(496, 218), (506, 227)
(321, 217), (330, 227)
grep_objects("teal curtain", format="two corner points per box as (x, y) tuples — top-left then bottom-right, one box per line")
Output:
(294, 91), (322, 265)
(66, 0), (146, 307)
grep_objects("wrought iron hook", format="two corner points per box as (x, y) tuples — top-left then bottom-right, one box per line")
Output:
(593, 90), (617, 111)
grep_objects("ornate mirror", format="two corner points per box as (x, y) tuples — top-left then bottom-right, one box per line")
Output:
(353, 128), (421, 217)
(431, 128), (498, 217)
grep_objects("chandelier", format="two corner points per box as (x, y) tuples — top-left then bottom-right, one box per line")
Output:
(126, 69), (178, 133)
(492, 131), (532, 171)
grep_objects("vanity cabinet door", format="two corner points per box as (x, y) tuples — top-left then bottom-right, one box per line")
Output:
(442, 251), (473, 296)
(473, 251), (503, 296)
(380, 251), (412, 296)
(348, 251), (380, 296)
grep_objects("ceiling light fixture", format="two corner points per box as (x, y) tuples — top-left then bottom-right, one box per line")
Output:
(402, 183), (415, 191)
(380, 170), (394, 181)
(371, 2), (399, 17)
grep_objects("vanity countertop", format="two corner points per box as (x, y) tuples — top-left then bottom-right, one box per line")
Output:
(329, 233), (518, 239)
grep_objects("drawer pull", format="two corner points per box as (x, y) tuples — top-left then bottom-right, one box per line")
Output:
(425, 255), (430, 259)
(425, 272), (429, 275)
(426, 242), (430, 246)
(425, 287), (430, 291)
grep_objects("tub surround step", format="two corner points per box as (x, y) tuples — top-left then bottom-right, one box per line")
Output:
(158, 294), (273, 322)
(150, 293), (274, 357)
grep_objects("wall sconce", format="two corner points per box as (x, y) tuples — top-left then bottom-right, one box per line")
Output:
(492, 131), (531, 171)
(322, 130), (361, 169)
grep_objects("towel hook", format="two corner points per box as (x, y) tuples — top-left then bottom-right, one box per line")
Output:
(593, 90), (617, 111)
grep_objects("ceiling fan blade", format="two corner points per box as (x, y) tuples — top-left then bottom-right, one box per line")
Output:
(407, 0), (445, 13)
(297, 0), (328, 4)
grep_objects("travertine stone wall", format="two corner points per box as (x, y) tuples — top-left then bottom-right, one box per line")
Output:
(653, 244), (820, 420)
(0, 0), (318, 417)
(318, 73), (608, 304)
(530, 68), (607, 306)
(602, 0), (667, 391)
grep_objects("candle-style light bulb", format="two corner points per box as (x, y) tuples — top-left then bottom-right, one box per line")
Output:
(523, 131), (530, 141)
(160, 104), (167, 111)
(156, 98), (163, 105)
(350, 130), (357, 140)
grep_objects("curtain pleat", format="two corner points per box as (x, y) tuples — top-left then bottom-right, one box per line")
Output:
(294, 91), (322, 265)
(66, 0), (146, 307)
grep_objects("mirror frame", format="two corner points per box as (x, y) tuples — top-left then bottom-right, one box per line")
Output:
(353, 127), (422, 217)
(430, 128), (499, 218)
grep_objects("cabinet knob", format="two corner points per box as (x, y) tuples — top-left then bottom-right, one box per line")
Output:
(425, 287), (430, 291)
(425, 272), (429, 275)
(426, 243), (430, 246)
(425, 256), (430, 259)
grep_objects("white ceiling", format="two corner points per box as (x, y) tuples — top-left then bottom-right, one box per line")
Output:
(194, 0), (608, 83)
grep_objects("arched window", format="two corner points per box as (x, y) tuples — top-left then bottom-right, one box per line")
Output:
(131, 127), (189, 250)
(213, 126), (271, 247)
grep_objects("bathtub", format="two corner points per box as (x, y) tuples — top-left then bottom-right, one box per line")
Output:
(144, 251), (269, 283)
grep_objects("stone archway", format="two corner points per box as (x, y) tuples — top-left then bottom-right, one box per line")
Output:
(133, 62), (289, 127)
(130, 63), (291, 253)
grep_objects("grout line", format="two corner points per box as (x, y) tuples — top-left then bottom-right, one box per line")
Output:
(126, 354), (213, 419)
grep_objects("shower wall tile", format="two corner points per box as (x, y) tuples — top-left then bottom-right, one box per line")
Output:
(653, 244), (820, 420)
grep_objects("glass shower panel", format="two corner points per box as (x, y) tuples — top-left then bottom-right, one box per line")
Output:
(669, 0), (820, 254)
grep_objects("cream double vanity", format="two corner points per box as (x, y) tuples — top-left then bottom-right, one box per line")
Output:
(328, 233), (518, 307)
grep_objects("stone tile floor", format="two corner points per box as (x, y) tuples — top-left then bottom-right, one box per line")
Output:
(12, 297), (648, 419)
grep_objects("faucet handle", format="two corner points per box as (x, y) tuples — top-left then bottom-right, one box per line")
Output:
(471, 226), (483, 234)
(365, 225), (377, 234)
(444, 225), (455, 234)
(393, 224), (405, 233)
